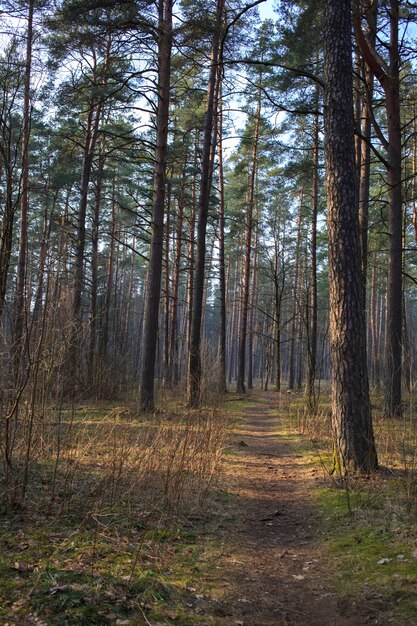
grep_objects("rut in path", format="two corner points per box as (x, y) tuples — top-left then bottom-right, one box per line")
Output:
(210, 392), (359, 626)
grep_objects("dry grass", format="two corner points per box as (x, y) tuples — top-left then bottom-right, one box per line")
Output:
(0, 392), (229, 625)
(0, 396), (228, 518)
(283, 390), (417, 522)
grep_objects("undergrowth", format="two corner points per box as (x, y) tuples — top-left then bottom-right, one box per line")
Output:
(0, 394), (228, 625)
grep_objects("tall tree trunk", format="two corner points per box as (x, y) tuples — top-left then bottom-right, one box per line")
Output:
(369, 255), (379, 387)
(247, 204), (259, 391)
(358, 0), (377, 292)
(227, 257), (238, 385)
(139, 0), (172, 411)
(306, 102), (319, 412)
(288, 190), (303, 390)
(169, 167), (186, 387)
(32, 186), (56, 327)
(384, 2), (402, 418)
(0, 167), (17, 321)
(324, 0), (378, 472)
(163, 183), (171, 386)
(89, 151), (105, 391)
(273, 250), (284, 392)
(236, 80), (261, 393)
(186, 153), (197, 364)
(13, 0), (34, 381)
(217, 88), (227, 393)
(354, 0), (402, 418)
(411, 100), (417, 246)
(187, 0), (224, 407)
(71, 99), (102, 390)
(99, 187), (117, 373)
(122, 239), (136, 374)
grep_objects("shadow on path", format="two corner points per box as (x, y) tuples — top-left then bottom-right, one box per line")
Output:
(210, 391), (358, 626)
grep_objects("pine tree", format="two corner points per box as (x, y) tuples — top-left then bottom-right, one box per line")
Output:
(324, 0), (377, 472)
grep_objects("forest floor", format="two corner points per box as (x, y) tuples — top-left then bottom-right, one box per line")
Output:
(204, 390), (417, 626)
(203, 390), (359, 626)
(2, 390), (417, 624)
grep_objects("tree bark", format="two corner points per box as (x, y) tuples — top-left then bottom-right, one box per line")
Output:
(288, 190), (303, 390)
(236, 80), (261, 393)
(217, 88), (227, 393)
(306, 103), (319, 412)
(358, 0), (377, 292)
(13, 0), (34, 381)
(187, 0), (224, 407)
(324, 0), (378, 473)
(99, 185), (117, 372)
(354, 0), (402, 418)
(168, 164), (186, 387)
(139, 0), (173, 411)
(89, 150), (105, 391)
(247, 201), (259, 391)
(163, 182), (171, 386)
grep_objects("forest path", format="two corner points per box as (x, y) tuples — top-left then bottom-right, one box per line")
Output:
(210, 390), (358, 626)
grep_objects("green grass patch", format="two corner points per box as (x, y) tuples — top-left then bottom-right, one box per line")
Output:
(271, 392), (417, 623)
(0, 510), (221, 625)
(316, 480), (417, 623)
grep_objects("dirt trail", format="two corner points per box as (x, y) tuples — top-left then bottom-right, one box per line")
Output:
(211, 392), (359, 626)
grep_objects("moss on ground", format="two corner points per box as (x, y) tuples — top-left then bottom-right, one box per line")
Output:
(0, 509), (224, 625)
(314, 481), (417, 622)
(267, 393), (417, 624)
(4, 393), (417, 624)
(298, 454), (417, 622)
(0, 396), (228, 625)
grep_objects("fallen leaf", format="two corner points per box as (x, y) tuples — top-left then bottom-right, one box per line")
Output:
(13, 561), (34, 574)
(11, 599), (27, 611)
(293, 575), (305, 580)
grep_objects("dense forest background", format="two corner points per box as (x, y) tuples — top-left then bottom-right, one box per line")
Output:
(0, 0), (417, 497)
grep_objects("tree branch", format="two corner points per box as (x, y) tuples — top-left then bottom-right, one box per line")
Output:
(352, 11), (389, 89)
(223, 58), (324, 87)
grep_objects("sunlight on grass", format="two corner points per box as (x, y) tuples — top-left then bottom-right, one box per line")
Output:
(0, 394), (228, 625)
(279, 391), (417, 625)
